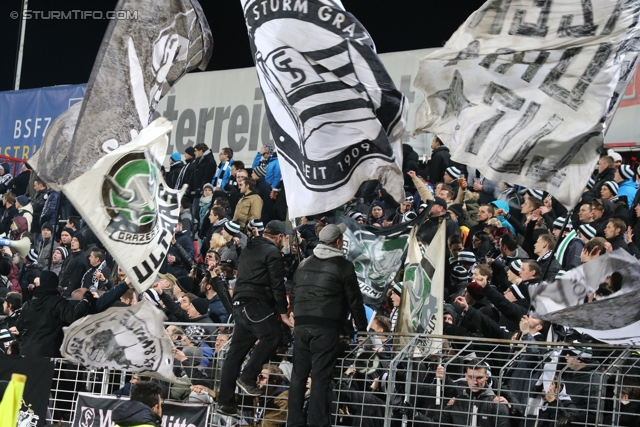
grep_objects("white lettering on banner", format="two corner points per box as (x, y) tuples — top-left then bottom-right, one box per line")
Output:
(252, 0), (308, 20)
(13, 117), (52, 139)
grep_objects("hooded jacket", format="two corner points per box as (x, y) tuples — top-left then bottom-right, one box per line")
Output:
(618, 179), (639, 209)
(112, 400), (162, 427)
(591, 198), (615, 237)
(16, 285), (89, 357)
(60, 247), (90, 298)
(30, 189), (47, 233)
(291, 243), (368, 331)
(40, 190), (60, 226)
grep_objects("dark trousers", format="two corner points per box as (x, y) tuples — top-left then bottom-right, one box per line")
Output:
(218, 299), (283, 407)
(287, 325), (340, 427)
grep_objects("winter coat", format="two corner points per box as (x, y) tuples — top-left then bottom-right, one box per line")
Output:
(440, 387), (510, 427)
(232, 192), (263, 231)
(16, 286), (90, 357)
(501, 333), (545, 404)
(190, 150), (217, 198)
(176, 157), (195, 192)
(534, 397), (579, 427)
(18, 262), (42, 300)
(112, 400), (162, 427)
(0, 204), (17, 237)
(165, 160), (184, 189)
(291, 244), (368, 331)
(59, 250), (90, 297)
(9, 170), (31, 196)
(589, 167), (616, 200)
(253, 152), (282, 189)
(233, 236), (288, 315)
(30, 189), (47, 233)
(40, 190), (60, 226)
(428, 145), (451, 184)
(10, 215), (28, 240)
(208, 293), (229, 323)
(37, 238), (59, 270)
(618, 179), (639, 209)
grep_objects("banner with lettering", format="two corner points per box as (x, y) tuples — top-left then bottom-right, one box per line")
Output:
(72, 393), (209, 427)
(241, 0), (408, 217)
(413, 0), (640, 209)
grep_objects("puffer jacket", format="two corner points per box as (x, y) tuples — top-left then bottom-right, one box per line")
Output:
(59, 250), (90, 297)
(440, 387), (510, 427)
(112, 400), (162, 427)
(233, 236), (288, 315)
(16, 286), (89, 357)
(291, 244), (368, 331)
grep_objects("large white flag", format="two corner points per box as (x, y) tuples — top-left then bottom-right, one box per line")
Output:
(534, 250), (640, 344)
(413, 0), (640, 209)
(62, 119), (184, 293)
(61, 301), (184, 383)
(397, 222), (445, 336)
(241, 0), (408, 217)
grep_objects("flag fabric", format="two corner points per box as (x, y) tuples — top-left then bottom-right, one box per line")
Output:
(60, 119), (183, 293)
(61, 300), (184, 383)
(397, 222), (446, 336)
(0, 373), (26, 427)
(535, 250), (640, 344)
(30, 0), (212, 189)
(532, 249), (639, 315)
(413, 0), (640, 209)
(241, 0), (408, 218)
(341, 210), (427, 308)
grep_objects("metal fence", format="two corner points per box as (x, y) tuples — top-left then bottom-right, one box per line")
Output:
(47, 323), (640, 427)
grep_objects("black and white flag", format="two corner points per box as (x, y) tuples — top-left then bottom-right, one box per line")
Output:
(535, 250), (640, 345)
(61, 119), (183, 292)
(341, 210), (427, 308)
(413, 0), (640, 209)
(31, 0), (212, 189)
(61, 300), (184, 383)
(242, 0), (408, 218)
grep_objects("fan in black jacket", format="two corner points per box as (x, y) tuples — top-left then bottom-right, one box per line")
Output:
(13, 270), (90, 357)
(60, 234), (90, 298)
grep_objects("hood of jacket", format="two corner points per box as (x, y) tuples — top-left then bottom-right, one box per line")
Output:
(313, 243), (343, 259)
(29, 287), (61, 309)
(112, 400), (161, 427)
(432, 145), (450, 155)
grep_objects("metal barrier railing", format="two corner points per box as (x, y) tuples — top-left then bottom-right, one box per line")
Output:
(47, 324), (640, 427)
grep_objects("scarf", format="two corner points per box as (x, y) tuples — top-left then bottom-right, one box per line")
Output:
(199, 195), (212, 207)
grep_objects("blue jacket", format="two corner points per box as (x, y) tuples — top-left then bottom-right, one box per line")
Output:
(208, 294), (229, 323)
(212, 159), (233, 189)
(40, 190), (60, 225)
(253, 153), (282, 188)
(618, 179), (638, 209)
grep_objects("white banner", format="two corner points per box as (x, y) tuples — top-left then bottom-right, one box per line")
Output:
(62, 119), (184, 293)
(61, 301), (184, 383)
(413, 0), (640, 209)
(240, 0), (408, 217)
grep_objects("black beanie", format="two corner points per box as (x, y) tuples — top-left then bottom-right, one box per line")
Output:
(73, 232), (87, 250)
(191, 298), (209, 316)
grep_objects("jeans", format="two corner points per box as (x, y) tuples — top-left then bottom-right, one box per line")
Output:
(287, 325), (340, 427)
(217, 299), (283, 407)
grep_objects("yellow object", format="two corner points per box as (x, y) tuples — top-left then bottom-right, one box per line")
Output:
(0, 373), (27, 427)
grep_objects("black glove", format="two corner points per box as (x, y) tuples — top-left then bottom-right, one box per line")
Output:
(83, 290), (96, 304)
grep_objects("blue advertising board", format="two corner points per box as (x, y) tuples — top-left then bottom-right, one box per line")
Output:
(0, 84), (86, 159)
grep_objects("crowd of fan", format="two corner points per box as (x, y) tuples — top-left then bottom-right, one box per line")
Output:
(0, 137), (639, 426)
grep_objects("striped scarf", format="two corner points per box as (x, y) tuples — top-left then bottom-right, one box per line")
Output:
(555, 230), (578, 266)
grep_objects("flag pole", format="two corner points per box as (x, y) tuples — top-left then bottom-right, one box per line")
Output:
(47, 191), (64, 270)
(14, 0), (29, 90)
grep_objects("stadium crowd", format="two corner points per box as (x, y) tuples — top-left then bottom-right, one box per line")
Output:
(0, 138), (639, 426)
